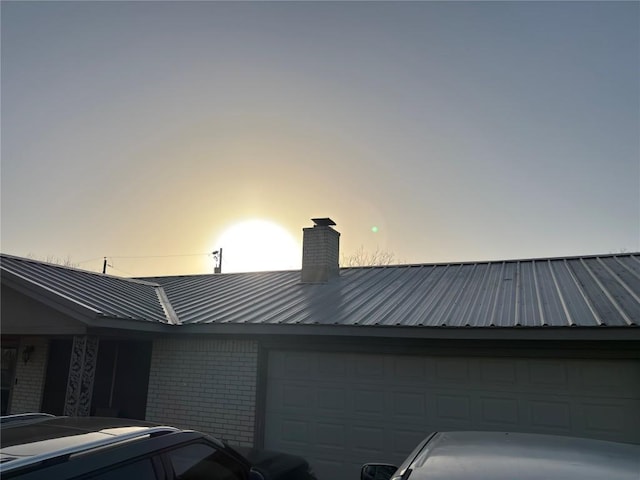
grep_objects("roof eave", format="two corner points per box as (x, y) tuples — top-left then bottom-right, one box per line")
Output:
(169, 323), (640, 341)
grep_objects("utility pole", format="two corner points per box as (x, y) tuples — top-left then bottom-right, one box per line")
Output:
(213, 248), (223, 274)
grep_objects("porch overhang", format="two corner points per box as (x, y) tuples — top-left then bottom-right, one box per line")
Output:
(0, 269), (168, 336)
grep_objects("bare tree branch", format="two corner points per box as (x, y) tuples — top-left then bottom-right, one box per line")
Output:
(341, 246), (399, 267)
(27, 253), (79, 268)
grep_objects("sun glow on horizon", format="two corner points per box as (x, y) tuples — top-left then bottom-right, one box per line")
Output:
(212, 219), (301, 273)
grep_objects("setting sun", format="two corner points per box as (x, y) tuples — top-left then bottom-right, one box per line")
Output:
(213, 219), (301, 273)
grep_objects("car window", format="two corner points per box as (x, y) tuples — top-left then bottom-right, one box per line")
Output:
(167, 443), (246, 480)
(84, 458), (157, 480)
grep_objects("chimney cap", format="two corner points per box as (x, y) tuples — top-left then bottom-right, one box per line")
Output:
(311, 218), (336, 227)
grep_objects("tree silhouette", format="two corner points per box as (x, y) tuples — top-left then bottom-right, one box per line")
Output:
(27, 253), (79, 268)
(341, 246), (399, 267)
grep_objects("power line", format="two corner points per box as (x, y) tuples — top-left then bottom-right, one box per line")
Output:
(76, 257), (105, 265)
(105, 253), (212, 259)
(78, 253), (212, 266)
(99, 252), (215, 275)
(107, 263), (135, 277)
(76, 253), (215, 275)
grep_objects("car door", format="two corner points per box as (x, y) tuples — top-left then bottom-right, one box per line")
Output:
(82, 457), (162, 480)
(8, 454), (165, 480)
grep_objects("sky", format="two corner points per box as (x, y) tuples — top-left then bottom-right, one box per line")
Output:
(1, 1), (639, 276)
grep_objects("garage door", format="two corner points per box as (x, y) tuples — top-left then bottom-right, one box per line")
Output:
(265, 350), (640, 480)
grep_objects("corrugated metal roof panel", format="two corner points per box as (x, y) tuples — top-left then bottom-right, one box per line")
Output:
(532, 260), (566, 326)
(161, 271), (303, 325)
(149, 254), (640, 329)
(190, 250), (602, 329)
(2, 253), (639, 330)
(1, 255), (169, 324)
(569, 257), (627, 326)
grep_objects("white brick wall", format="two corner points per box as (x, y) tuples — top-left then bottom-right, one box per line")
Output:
(146, 338), (258, 446)
(10, 337), (48, 413)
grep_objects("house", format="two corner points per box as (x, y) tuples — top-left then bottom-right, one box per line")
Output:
(1, 218), (639, 480)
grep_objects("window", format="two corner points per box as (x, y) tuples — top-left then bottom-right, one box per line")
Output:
(1, 346), (17, 415)
(85, 458), (157, 480)
(167, 443), (245, 480)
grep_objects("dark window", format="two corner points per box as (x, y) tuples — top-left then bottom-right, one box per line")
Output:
(167, 443), (245, 480)
(41, 339), (73, 415)
(84, 458), (157, 480)
(1, 346), (17, 415)
(91, 340), (153, 420)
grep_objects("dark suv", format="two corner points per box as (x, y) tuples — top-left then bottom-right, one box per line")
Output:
(0, 414), (316, 480)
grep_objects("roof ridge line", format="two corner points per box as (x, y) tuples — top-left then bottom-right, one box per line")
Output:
(340, 252), (640, 270)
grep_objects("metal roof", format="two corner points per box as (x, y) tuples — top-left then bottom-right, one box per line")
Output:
(0, 255), (170, 324)
(2, 253), (639, 331)
(154, 254), (640, 328)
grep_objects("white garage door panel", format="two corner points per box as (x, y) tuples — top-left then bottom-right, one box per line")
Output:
(265, 351), (640, 480)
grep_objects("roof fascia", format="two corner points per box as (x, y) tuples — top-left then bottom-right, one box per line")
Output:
(0, 324), (87, 336)
(173, 323), (640, 341)
(88, 317), (172, 334)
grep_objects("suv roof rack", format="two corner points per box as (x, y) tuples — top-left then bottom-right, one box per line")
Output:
(0, 426), (180, 474)
(0, 413), (55, 425)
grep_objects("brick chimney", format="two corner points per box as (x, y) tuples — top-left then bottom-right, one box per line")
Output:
(301, 218), (340, 283)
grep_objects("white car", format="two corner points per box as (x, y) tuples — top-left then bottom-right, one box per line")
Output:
(361, 431), (640, 480)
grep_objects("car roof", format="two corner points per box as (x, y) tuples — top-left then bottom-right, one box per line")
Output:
(406, 431), (640, 480)
(0, 415), (176, 473)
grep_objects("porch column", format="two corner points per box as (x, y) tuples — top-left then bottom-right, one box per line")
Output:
(63, 336), (99, 416)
